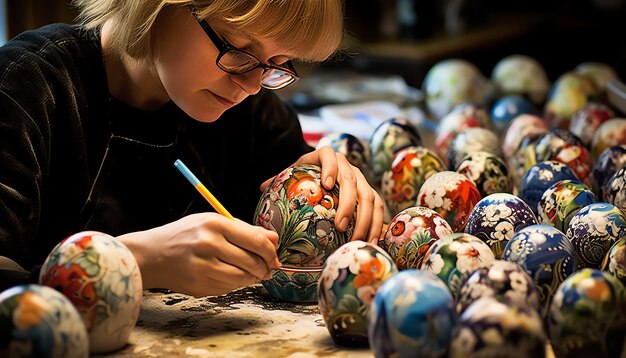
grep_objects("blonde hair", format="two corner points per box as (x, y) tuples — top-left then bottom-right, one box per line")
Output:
(73, 0), (344, 62)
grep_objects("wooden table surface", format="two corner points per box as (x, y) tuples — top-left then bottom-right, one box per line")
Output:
(105, 285), (373, 358)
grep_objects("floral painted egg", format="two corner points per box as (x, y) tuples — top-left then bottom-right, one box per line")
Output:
(422, 59), (493, 120)
(450, 297), (547, 358)
(316, 132), (371, 179)
(568, 102), (615, 146)
(591, 118), (626, 159)
(575, 62), (619, 95)
(537, 179), (596, 232)
(416, 171), (482, 232)
(464, 193), (537, 259)
(565, 202), (626, 269)
(0, 284), (89, 358)
(368, 269), (456, 358)
(456, 151), (511, 198)
(552, 143), (593, 187)
(604, 165), (626, 213)
(380, 146), (445, 218)
(382, 206), (453, 270)
(39, 231), (142, 353)
(532, 128), (584, 164)
(544, 71), (598, 128)
(434, 104), (491, 166)
(501, 114), (548, 187)
(261, 266), (322, 303)
(548, 269), (626, 358)
(490, 54), (550, 105)
(318, 241), (397, 346)
(254, 164), (354, 267)
(490, 95), (537, 133)
(421, 233), (495, 297)
(502, 224), (579, 317)
(518, 160), (578, 216)
(447, 127), (502, 171)
(601, 238), (626, 285)
(456, 260), (541, 314)
(368, 118), (423, 183)
(592, 145), (626, 198)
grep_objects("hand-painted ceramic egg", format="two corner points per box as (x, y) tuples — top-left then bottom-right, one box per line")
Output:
(318, 241), (397, 346)
(502, 224), (580, 317)
(592, 145), (626, 198)
(565, 202), (626, 269)
(368, 118), (423, 183)
(575, 62), (619, 95)
(316, 132), (371, 179)
(421, 233), (495, 297)
(456, 151), (511, 198)
(548, 268), (626, 358)
(490, 54), (550, 105)
(532, 128), (584, 164)
(568, 102), (615, 146)
(544, 71), (598, 128)
(518, 160), (579, 216)
(434, 105), (491, 166)
(39, 231), (142, 353)
(490, 95), (537, 133)
(591, 118), (626, 159)
(552, 143), (593, 187)
(537, 179), (596, 232)
(447, 127), (502, 171)
(368, 269), (456, 358)
(501, 114), (548, 187)
(254, 164), (354, 267)
(423, 59), (493, 120)
(464, 193), (537, 258)
(604, 165), (626, 213)
(382, 206), (453, 270)
(601, 238), (626, 285)
(262, 266), (321, 302)
(450, 297), (547, 358)
(416, 171), (482, 232)
(380, 146), (445, 217)
(0, 284), (89, 358)
(456, 260), (541, 314)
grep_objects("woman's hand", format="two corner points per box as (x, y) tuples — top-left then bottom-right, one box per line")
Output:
(261, 146), (384, 243)
(118, 213), (281, 297)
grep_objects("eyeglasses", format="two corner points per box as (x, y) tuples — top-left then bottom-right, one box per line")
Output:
(191, 11), (299, 90)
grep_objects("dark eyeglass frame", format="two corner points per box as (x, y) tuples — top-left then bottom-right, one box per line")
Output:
(191, 10), (299, 90)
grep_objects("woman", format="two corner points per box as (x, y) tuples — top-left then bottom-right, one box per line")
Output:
(0, 0), (384, 296)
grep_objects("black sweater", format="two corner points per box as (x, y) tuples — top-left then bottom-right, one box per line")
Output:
(0, 23), (311, 283)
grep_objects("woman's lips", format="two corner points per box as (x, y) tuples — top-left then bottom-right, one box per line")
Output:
(210, 91), (237, 106)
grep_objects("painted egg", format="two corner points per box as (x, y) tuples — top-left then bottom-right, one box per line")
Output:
(502, 224), (579, 317)
(380, 146), (445, 218)
(601, 238), (626, 285)
(253, 164), (354, 267)
(591, 118), (626, 159)
(464, 193), (537, 259)
(416, 171), (482, 232)
(316, 132), (371, 179)
(434, 104), (491, 166)
(456, 151), (511, 198)
(565, 202), (626, 269)
(592, 145), (626, 199)
(0, 284), (89, 358)
(369, 118), (422, 184)
(574, 62), (619, 95)
(421, 233), (495, 297)
(450, 297), (547, 358)
(382, 206), (453, 270)
(368, 269), (455, 358)
(447, 127), (501, 171)
(456, 260), (541, 314)
(318, 241), (397, 346)
(490, 95), (537, 133)
(552, 143), (593, 188)
(39, 231), (142, 353)
(537, 179), (596, 233)
(491, 54), (549, 105)
(518, 160), (578, 216)
(262, 266), (321, 303)
(422, 59), (493, 120)
(532, 128), (584, 165)
(544, 71), (598, 128)
(548, 268), (626, 358)
(501, 114), (548, 187)
(604, 165), (626, 213)
(568, 102), (615, 146)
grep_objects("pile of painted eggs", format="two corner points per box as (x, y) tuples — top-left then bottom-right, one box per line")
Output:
(312, 55), (626, 356)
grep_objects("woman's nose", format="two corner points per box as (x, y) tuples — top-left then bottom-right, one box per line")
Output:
(231, 68), (263, 95)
